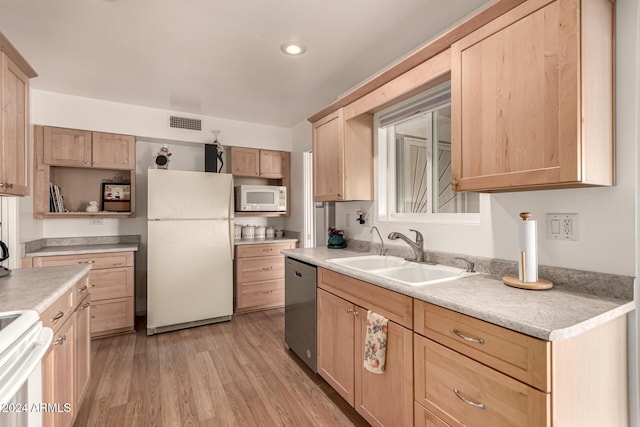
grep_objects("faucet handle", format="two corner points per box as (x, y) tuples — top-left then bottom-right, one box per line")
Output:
(454, 257), (476, 273)
(409, 229), (423, 243)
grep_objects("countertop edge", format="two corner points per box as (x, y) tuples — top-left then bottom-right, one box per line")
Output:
(25, 244), (140, 257)
(281, 249), (635, 341)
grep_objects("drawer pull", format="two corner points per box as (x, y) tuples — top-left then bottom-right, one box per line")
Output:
(78, 260), (95, 264)
(262, 266), (273, 271)
(52, 311), (64, 322)
(55, 335), (67, 346)
(453, 328), (485, 345)
(81, 302), (90, 310)
(262, 290), (273, 294)
(80, 285), (88, 292)
(453, 388), (485, 409)
(262, 248), (273, 252)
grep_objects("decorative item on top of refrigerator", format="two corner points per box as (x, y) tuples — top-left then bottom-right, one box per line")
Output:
(503, 212), (553, 290)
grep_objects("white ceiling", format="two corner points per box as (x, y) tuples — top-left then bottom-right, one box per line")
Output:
(0, 0), (491, 128)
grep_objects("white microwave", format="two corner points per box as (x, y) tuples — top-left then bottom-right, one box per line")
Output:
(235, 185), (287, 212)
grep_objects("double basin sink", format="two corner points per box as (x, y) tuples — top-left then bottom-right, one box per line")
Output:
(327, 255), (478, 287)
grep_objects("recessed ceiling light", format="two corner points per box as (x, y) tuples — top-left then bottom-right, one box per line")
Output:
(281, 42), (306, 56)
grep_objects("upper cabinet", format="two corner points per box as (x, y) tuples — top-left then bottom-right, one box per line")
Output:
(451, 0), (614, 192)
(33, 125), (137, 218)
(229, 147), (289, 179)
(229, 146), (291, 216)
(312, 109), (373, 202)
(0, 32), (37, 196)
(44, 127), (135, 170)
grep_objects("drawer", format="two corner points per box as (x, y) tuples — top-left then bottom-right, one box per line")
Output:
(414, 301), (550, 392)
(33, 251), (134, 270)
(90, 297), (134, 338)
(73, 274), (91, 306)
(236, 242), (294, 258)
(415, 335), (549, 427)
(236, 279), (284, 311)
(40, 288), (73, 333)
(414, 402), (452, 427)
(236, 256), (285, 283)
(89, 267), (134, 301)
(318, 268), (412, 329)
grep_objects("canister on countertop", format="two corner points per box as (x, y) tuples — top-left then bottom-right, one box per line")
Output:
(255, 226), (266, 239)
(266, 226), (275, 239)
(275, 229), (284, 238)
(234, 224), (242, 239)
(241, 225), (255, 239)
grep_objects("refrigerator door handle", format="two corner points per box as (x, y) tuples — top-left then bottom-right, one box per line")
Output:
(229, 177), (235, 261)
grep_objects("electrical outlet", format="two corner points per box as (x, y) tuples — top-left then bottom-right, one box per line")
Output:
(546, 213), (579, 241)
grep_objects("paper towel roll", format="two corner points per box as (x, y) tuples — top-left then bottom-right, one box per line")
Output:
(518, 214), (538, 283)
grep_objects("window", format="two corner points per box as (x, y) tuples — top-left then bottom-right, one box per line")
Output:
(376, 82), (479, 222)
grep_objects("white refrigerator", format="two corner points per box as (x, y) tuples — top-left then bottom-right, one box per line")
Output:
(146, 169), (234, 335)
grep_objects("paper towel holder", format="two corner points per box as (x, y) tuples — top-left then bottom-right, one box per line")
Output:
(503, 212), (554, 290)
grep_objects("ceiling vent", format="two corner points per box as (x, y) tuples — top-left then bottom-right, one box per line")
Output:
(169, 115), (202, 131)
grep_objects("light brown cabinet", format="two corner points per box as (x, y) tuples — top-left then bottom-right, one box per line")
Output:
(34, 251), (135, 338)
(451, 0), (614, 192)
(312, 109), (373, 201)
(41, 273), (90, 427)
(0, 31), (36, 196)
(34, 125), (137, 218)
(43, 126), (135, 170)
(413, 300), (628, 427)
(317, 268), (413, 426)
(229, 147), (290, 179)
(234, 242), (295, 313)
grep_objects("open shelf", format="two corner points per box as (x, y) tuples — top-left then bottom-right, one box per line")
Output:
(235, 211), (287, 218)
(42, 212), (135, 219)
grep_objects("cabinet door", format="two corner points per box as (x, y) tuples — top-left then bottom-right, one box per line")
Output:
(354, 310), (413, 427)
(230, 147), (260, 176)
(317, 289), (355, 405)
(75, 297), (91, 407)
(451, 0), (580, 191)
(313, 110), (344, 201)
(92, 131), (136, 170)
(259, 149), (289, 178)
(43, 127), (93, 167)
(91, 296), (134, 337)
(50, 315), (75, 427)
(0, 52), (29, 196)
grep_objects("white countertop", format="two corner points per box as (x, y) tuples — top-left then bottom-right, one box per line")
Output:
(0, 265), (92, 313)
(235, 237), (298, 246)
(26, 242), (139, 257)
(282, 247), (635, 341)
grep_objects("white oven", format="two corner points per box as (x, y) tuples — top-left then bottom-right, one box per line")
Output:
(235, 185), (287, 212)
(0, 310), (53, 427)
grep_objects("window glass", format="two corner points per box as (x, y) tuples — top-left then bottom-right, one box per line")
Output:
(377, 83), (479, 220)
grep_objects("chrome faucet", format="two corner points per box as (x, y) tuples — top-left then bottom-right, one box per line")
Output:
(454, 257), (476, 273)
(388, 229), (425, 263)
(370, 226), (387, 256)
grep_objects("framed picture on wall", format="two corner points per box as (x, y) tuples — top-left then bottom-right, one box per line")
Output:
(102, 183), (131, 212)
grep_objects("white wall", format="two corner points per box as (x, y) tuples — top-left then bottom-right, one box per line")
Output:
(336, 1), (638, 277)
(283, 120), (313, 238)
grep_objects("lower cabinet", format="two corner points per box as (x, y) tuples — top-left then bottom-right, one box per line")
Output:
(234, 242), (295, 313)
(317, 268), (413, 426)
(33, 251), (135, 338)
(41, 274), (91, 427)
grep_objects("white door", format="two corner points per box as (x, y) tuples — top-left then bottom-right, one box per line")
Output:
(148, 169), (233, 219)
(147, 219), (233, 330)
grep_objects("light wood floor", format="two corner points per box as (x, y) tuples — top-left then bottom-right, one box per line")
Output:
(74, 309), (369, 426)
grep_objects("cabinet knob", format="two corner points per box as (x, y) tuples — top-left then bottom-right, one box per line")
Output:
(81, 302), (90, 310)
(352, 311), (359, 316)
(0, 183), (4, 188)
(93, 162), (98, 166)
(451, 180), (458, 187)
(346, 308), (353, 314)
(85, 161), (91, 165)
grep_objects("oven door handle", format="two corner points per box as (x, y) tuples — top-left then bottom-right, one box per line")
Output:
(0, 326), (53, 406)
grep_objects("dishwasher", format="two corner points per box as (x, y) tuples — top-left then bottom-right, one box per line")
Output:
(284, 257), (317, 373)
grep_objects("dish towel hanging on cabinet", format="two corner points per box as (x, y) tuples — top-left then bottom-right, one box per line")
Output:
(363, 310), (389, 374)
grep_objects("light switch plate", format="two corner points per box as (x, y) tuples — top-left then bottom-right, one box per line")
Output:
(546, 213), (579, 241)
